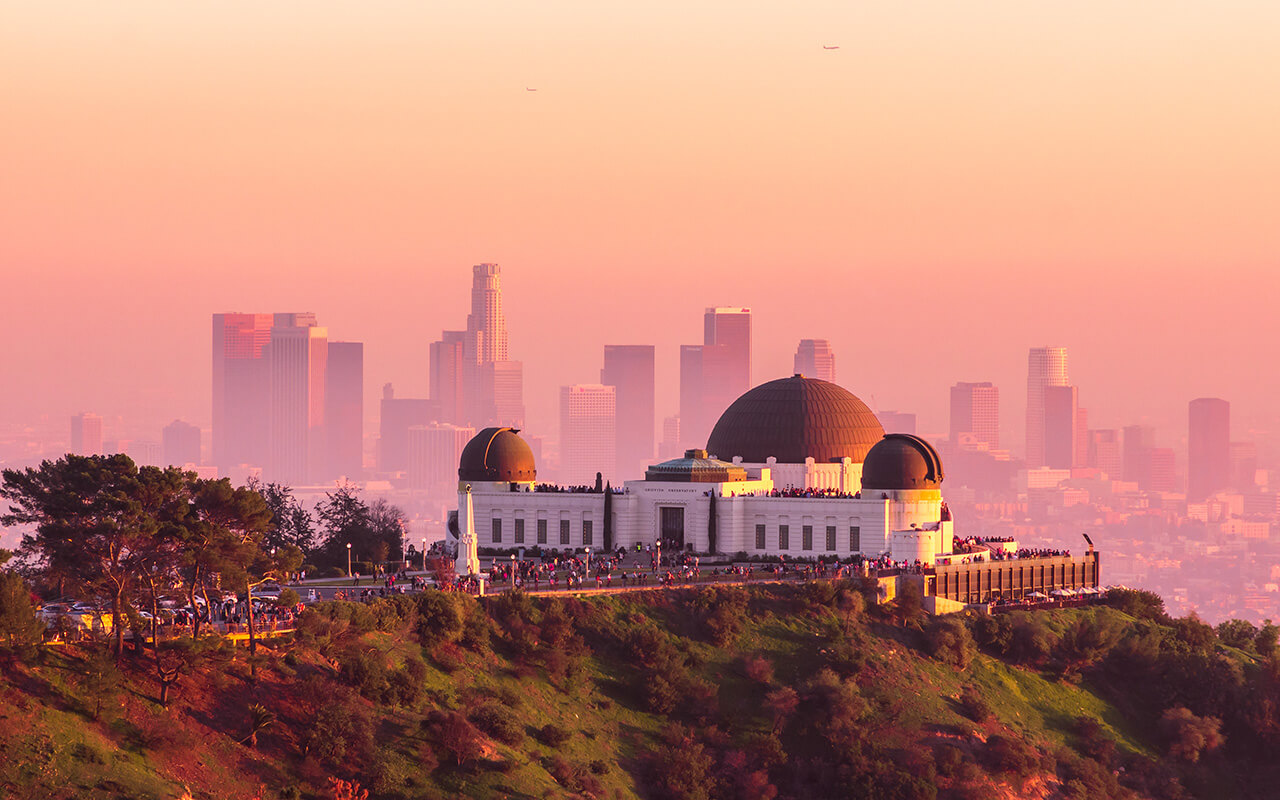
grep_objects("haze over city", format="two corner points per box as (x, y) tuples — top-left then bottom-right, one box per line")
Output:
(2, 1), (1278, 453)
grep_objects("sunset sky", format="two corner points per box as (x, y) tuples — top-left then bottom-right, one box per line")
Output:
(2, 1), (1278, 453)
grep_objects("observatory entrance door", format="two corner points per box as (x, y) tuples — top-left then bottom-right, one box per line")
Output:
(659, 507), (685, 552)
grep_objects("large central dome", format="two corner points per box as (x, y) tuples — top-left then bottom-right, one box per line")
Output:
(706, 375), (886, 464)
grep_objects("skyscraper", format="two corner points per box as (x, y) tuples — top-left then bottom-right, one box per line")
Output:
(1122, 425), (1156, 488)
(1025, 346), (1069, 468)
(162, 419), (202, 467)
(267, 313), (327, 485)
(601, 344), (655, 480)
(212, 313), (273, 472)
(480, 360), (526, 428)
(1043, 385), (1078, 469)
(1087, 429), (1122, 479)
(680, 307), (752, 447)
(429, 330), (466, 425)
(794, 339), (836, 382)
(325, 341), (364, 481)
(378, 383), (437, 473)
(949, 381), (1000, 450)
(466, 263), (508, 364)
(559, 384), (616, 484)
(70, 412), (103, 456)
(1230, 441), (1258, 491)
(878, 411), (917, 435)
(407, 423), (474, 494)
(1188, 398), (1230, 501)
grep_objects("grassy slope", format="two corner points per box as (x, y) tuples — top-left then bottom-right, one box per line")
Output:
(0, 591), (1182, 800)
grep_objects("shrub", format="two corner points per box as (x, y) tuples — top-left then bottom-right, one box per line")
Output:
(469, 702), (524, 745)
(325, 567), (346, 579)
(416, 590), (465, 646)
(0, 571), (45, 647)
(925, 616), (975, 669)
(958, 685), (992, 723)
(1216, 619), (1258, 651)
(277, 588), (301, 607)
(983, 735), (1040, 780)
(537, 723), (571, 747)
(337, 647), (390, 701)
(1159, 706), (1224, 763)
(1105, 588), (1167, 622)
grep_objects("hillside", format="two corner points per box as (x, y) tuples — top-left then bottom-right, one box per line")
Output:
(3, 583), (1280, 800)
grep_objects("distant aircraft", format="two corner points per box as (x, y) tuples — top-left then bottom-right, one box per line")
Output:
(822, 45), (840, 50)
(526, 87), (538, 92)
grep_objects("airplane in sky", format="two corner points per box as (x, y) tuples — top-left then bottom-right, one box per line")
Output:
(526, 87), (538, 92)
(822, 45), (840, 50)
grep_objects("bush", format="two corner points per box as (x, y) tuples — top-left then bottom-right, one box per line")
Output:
(1105, 588), (1167, 622)
(277, 588), (301, 607)
(958, 685), (992, 723)
(325, 567), (346, 579)
(0, 571), (45, 647)
(925, 616), (975, 669)
(416, 590), (465, 646)
(1159, 706), (1224, 763)
(337, 647), (390, 700)
(470, 702), (524, 745)
(537, 723), (571, 747)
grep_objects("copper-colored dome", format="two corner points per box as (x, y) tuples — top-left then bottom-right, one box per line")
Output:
(458, 427), (537, 482)
(705, 375), (885, 464)
(861, 434), (944, 490)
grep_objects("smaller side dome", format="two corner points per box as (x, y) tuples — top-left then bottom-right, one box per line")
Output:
(458, 427), (537, 482)
(645, 449), (748, 483)
(861, 434), (944, 491)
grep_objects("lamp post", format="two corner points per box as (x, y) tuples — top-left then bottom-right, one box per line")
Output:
(511, 553), (516, 592)
(346, 542), (353, 581)
(421, 538), (427, 572)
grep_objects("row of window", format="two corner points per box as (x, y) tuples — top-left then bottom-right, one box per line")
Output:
(755, 524), (861, 552)
(491, 518), (594, 547)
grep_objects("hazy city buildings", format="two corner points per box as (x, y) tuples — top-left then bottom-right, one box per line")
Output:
(559, 384), (616, 484)
(70, 412), (103, 456)
(794, 339), (836, 382)
(1044, 385), (1079, 469)
(407, 423), (474, 494)
(680, 307), (751, 447)
(878, 411), (917, 435)
(161, 419), (201, 467)
(267, 314), (327, 486)
(1122, 425), (1157, 489)
(600, 345), (655, 480)
(211, 313), (273, 472)
(1189, 397), (1231, 501)
(378, 384), (435, 474)
(325, 341), (364, 480)
(1025, 346), (1070, 468)
(429, 331), (466, 426)
(949, 381), (1000, 450)
(1087, 429), (1122, 479)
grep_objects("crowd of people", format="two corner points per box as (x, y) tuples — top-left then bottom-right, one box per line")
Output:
(741, 487), (861, 500)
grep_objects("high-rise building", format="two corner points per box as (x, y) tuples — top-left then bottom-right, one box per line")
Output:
(601, 345), (655, 480)
(1150, 447), (1177, 493)
(559, 384), (616, 484)
(878, 411), (917, 435)
(1026, 346), (1069, 467)
(680, 307), (752, 447)
(325, 341), (364, 481)
(1043, 385), (1078, 469)
(1087, 429), (1122, 479)
(1230, 441), (1259, 491)
(480, 360), (526, 428)
(70, 412), (104, 456)
(1074, 406), (1089, 470)
(267, 313), (327, 485)
(466, 263), (508, 364)
(162, 419), (201, 467)
(794, 339), (836, 382)
(1122, 425), (1157, 488)
(212, 313), (273, 472)
(429, 330), (466, 425)
(407, 423), (474, 494)
(378, 383), (437, 474)
(949, 382), (999, 450)
(659, 416), (683, 459)
(1188, 398), (1230, 501)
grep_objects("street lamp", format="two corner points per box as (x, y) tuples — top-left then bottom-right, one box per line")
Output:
(511, 553), (516, 592)
(346, 542), (353, 580)
(421, 538), (427, 572)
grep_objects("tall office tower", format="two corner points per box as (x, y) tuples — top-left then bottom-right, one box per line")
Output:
(1087, 429), (1122, 478)
(794, 339), (836, 382)
(267, 313), (327, 485)
(1188, 398), (1231, 500)
(1043, 385), (1079, 469)
(70, 413), (104, 456)
(377, 383), (437, 473)
(1074, 407), (1090, 469)
(325, 341), (364, 481)
(949, 382), (1000, 450)
(1149, 448), (1177, 493)
(126, 441), (163, 467)
(878, 411), (917, 435)
(466, 263), (508, 364)
(659, 416), (683, 459)
(601, 345), (656, 479)
(429, 330), (466, 425)
(559, 384), (616, 484)
(1230, 441), (1258, 491)
(1122, 425), (1157, 488)
(680, 307), (752, 447)
(212, 313), (273, 472)
(162, 419), (202, 467)
(1026, 346), (1069, 467)
(480, 360), (526, 428)
(407, 423), (474, 494)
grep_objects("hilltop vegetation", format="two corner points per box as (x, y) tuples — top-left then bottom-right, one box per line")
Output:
(4, 578), (1280, 799)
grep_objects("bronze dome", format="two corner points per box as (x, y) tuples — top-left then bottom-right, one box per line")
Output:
(860, 434), (944, 491)
(458, 427), (537, 482)
(705, 375), (885, 464)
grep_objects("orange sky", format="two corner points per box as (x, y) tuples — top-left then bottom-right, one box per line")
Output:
(2, 1), (1278, 452)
